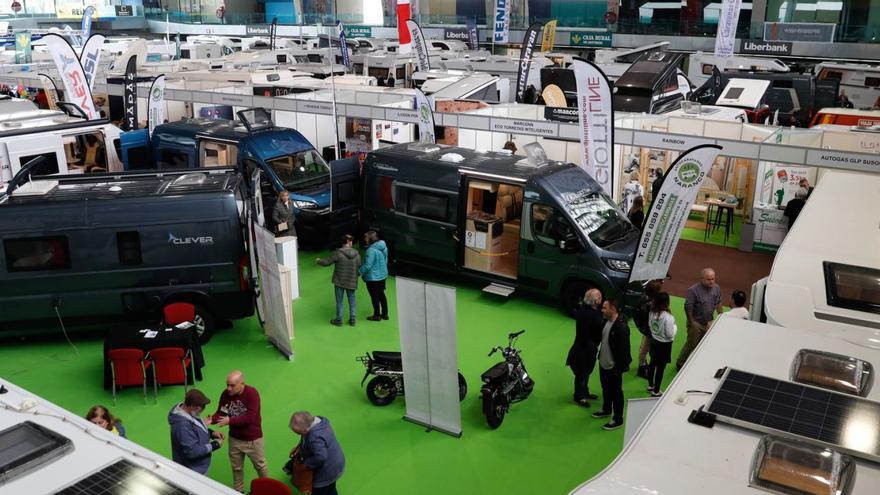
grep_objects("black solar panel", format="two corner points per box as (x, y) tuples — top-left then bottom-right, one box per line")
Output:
(54, 459), (194, 495)
(706, 369), (880, 462)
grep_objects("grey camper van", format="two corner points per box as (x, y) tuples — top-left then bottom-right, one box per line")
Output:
(0, 169), (253, 340)
(359, 143), (642, 312)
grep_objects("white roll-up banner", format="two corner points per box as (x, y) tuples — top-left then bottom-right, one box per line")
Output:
(254, 224), (294, 359)
(493, 0), (510, 43)
(43, 34), (99, 120)
(515, 22), (543, 103)
(80, 33), (105, 91)
(714, 0), (742, 58)
(414, 88), (435, 144)
(38, 73), (59, 110)
(629, 145), (723, 283)
(148, 75), (166, 137)
(572, 57), (614, 197)
(405, 19), (430, 72)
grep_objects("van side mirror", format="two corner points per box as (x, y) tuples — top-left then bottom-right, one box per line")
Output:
(559, 237), (579, 253)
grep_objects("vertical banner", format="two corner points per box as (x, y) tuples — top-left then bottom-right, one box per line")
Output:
(629, 145), (723, 283)
(397, 0), (412, 54)
(493, 0), (510, 44)
(38, 73), (60, 110)
(714, 0), (742, 58)
(572, 57), (614, 197)
(270, 17), (278, 50)
(81, 5), (96, 44)
(405, 19), (431, 72)
(414, 89), (435, 144)
(14, 31), (31, 64)
(80, 34), (105, 91)
(465, 18), (478, 50)
(515, 22), (543, 103)
(147, 75), (166, 136)
(336, 21), (350, 69)
(123, 55), (138, 131)
(175, 33), (181, 60)
(541, 19), (557, 52)
(396, 277), (461, 437)
(254, 224), (294, 359)
(43, 34), (99, 120)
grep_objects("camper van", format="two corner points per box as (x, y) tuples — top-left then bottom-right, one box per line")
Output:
(359, 143), (642, 312)
(613, 52), (693, 114)
(0, 169), (253, 340)
(814, 62), (880, 110)
(687, 52), (790, 87)
(810, 108), (880, 127)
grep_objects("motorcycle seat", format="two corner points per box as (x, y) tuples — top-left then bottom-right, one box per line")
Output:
(481, 361), (508, 381)
(372, 351), (402, 364)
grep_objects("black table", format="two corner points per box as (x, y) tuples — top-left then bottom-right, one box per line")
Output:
(103, 323), (205, 390)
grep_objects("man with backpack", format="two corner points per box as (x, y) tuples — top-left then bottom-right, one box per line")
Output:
(633, 280), (663, 379)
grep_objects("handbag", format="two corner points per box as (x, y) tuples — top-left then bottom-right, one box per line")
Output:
(285, 447), (313, 494)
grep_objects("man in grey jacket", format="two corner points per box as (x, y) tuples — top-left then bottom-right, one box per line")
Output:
(290, 411), (345, 495)
(317, 234), (361, 326)
(168, 389), (224, 474)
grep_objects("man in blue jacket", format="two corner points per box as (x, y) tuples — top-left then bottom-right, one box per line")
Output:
(168, 389), (224, 474)
(290, 411), (345, 495)
(358, 230), (389, 322)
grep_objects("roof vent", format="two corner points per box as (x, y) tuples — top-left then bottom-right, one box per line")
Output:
(791, 349), (873, 397)
(750, 436), (855, 495)
(439, 153), (464, 163)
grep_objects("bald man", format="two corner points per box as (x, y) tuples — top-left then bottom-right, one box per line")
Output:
(566, 288), (604, 406)
(676, 268), (722, 370)
(207, 370), (268, 491)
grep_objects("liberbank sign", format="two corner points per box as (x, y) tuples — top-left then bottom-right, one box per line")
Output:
(740, 40), (792, 55)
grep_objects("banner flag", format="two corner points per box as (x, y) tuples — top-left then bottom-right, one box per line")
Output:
(465, 18), (478, 50)
(406, 19), (431, 72)
(123, 55), (138, 131)
(38, 73), (60, 110)
(43, 33), (99, 120)
(80, 33), (105, 90)
(629, 145), (723, 283)
(270, 17), (278, 50)
(515, 22), (543, 103)
(492, 0), (510, 43)
(14, 30), (31, 64)
(81, 5), (95, 44)
(714, 0), (742, 58)
(541, 19), (557, 52)
(414, 88), (435, 144)
(336, 21), (350, 69)
(397, 0), (412, 54)
(147, 74), (166, 136)
(572, 57), (614, 197)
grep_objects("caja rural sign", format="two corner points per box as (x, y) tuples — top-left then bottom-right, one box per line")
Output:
(569, 31), (612, 47)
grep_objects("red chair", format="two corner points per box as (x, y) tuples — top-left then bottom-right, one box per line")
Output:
(107, 348), (151, 405)
(146, 347), (194, 402)
(250, 477), (292, 495)
(163, 302), (196, 325)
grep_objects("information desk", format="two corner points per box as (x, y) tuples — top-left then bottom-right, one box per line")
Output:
(103, 324), (205, 390)
(752, 205), (788, 252)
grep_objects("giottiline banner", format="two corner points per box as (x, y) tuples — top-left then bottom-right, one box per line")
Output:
(515, 22), (543, 103)
(336, 21), (350, 69)
(493, 0), (509, 43)
(123, 55), (138, 131)
(629, 145), (723, 283)
(148, 74), (166, 137)
(406, 19), (431, 72)
(572, 58), (614, 197)
(43, 34), (99, 120)
(414, 88), (435, 144)
(541, 19), (557, 52)
(714, 0), (741, 58)
(80, 33), (105, 91)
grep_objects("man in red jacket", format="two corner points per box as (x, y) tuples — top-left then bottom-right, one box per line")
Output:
(207, 370), (268, 492)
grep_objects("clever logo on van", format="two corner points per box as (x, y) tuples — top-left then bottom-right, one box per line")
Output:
(168, 233), (215, 246)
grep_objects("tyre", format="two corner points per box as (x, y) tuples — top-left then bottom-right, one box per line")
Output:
(366, 376), (397, 406)
(482, 392), (506, 429)
(458, 372), (468, 401)
(192, 304), (216, 344)
(561, 281), (593, 318)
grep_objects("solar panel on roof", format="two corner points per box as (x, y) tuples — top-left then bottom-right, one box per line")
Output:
(55, 459), (194, 495)
(705, 368), (880, 463)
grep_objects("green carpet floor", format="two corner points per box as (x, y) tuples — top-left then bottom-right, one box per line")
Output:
(681, 214), (743, 249)
(0, 255), (693, 495)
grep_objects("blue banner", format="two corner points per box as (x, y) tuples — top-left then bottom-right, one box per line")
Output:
(81, 6), (95, 42)
(336, 21), (350, 69)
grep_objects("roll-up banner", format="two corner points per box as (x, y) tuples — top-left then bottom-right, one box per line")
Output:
(148, 74), (166, 137)
(541, 19), (557, 52)
(515, 22), (543, 103)
(414, 88), (435, 144)
(466, 18), (478, 50)
(493, 0), (510, 43)
(628, 145), (723, 283)
(397, 0), (411, 54)
(270, 17), (278, 50)
(572, 57), (614, 197)
(81, 5), (95, 44)
(14, 31), (31, 64)
(714, 0), (741, 58)
(123, 55), (138, 131)
(336, 21), (350, 69)
(406, 19), (431, 72)
(80, 33), (105, 91)
(38, 73), (60, 110)
(43, 34), (99, 120)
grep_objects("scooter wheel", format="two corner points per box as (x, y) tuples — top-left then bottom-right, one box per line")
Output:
(482, 393), (506, 429)
(366, 376), (397, 406)
(458, 373), (468, 401)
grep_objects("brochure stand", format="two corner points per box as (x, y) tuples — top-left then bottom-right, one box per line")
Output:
(274, 236), (299, 300)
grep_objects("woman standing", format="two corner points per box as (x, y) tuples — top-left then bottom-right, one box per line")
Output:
(272, 190), (296, 237)
(86, 405), (127, 438)
(647, 292), (676, 397)
(359, 231), (389, 322)
(627, 196), (645, 230)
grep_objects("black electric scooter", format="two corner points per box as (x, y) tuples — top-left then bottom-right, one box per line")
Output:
(480, 330), (534, 429)
(357, 351), (468, 406)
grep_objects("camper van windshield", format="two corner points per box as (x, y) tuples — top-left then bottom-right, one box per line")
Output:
(266, 149), (330, 188)
(559, 189), (634, 248)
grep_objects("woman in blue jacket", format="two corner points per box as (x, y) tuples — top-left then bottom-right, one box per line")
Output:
(359, 230), (389, 322)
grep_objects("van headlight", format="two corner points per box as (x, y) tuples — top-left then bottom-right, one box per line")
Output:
(293, 200), (318, 209)
(604, 258), (631, 272)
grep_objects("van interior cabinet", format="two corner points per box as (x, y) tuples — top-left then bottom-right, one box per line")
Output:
(462, 180), (522, 279)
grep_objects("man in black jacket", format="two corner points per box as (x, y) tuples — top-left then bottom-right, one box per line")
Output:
(591, 298), (632, 430)
(566, 288), (603, 406)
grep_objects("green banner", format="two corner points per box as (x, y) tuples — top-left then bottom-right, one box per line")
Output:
(344, 26), (372, 38)
(569, 31), (612, 48)
(15, 31), (32, 64)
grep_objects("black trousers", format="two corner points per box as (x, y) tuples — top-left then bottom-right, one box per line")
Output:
(313, 483), (338, 495)
(599, 367), (625, 423)
(648, 362), (667, 393)
(572, 347), (597, 401)
(365, 279), (388, 318)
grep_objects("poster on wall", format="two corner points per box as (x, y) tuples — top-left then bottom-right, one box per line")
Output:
(770, 165), (812, 208)
(345, 117), (372, 160)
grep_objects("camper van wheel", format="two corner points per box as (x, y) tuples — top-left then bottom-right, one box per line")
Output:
(562, 281), (593, 318)
(192, 304), (216, 343)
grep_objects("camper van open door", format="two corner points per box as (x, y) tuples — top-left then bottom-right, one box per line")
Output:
(329, 156), (360, 242)
(247, 167), (266, 324)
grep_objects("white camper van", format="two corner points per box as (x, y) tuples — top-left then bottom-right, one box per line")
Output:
(815, 62), (880, 110)
(688, 52), (790, 87)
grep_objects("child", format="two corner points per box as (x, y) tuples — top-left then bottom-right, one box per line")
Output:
(727, 290), (749, 320)
(86, 405), (126, 438)
(647, 292), (676, 397)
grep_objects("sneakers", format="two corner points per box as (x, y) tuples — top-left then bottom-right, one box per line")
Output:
(330, 318), (343, 326)
(650, 391), (663, 398)
(348, 319), (356, 327)
(574, 398), (590, 408)
(602, 420), (623, 431)
(591, 410), (612, 419)
(367, 315), (382, 322)
(381, 315), (389, 320)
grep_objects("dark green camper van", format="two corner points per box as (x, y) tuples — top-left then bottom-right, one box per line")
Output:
(360, 143), (642, 312)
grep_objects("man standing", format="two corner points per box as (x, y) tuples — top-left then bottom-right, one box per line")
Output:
(676, 268), (722, 370)
(317, 234), (361, 327)
(168, 389), (223, 475)
(566, 288), (603, 406)
(798, 178), (814, 197)
(207, 371), (268, 492)
(290, 411), (345, 495)
(591, 299), (631, 430)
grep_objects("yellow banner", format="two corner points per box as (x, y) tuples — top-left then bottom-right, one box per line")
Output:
(541, 19), (557, 52)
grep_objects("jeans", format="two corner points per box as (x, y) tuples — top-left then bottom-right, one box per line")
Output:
(313, 483), (338, 495)
(599, 367), (625, 423)
(334, 286), (356, 321)
(365, 279), (388, 317)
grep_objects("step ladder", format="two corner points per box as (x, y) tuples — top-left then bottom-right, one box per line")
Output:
(482, 282), (516, 297)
